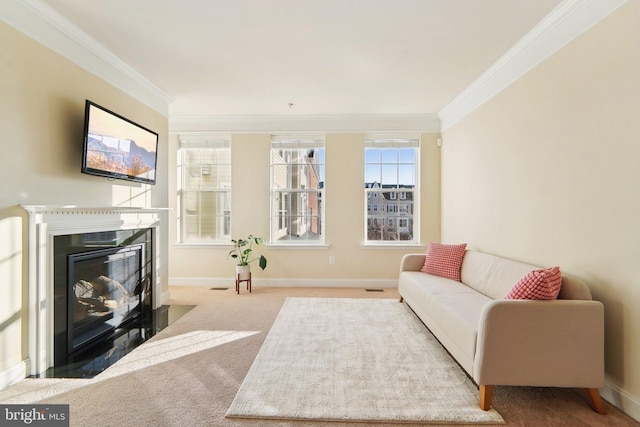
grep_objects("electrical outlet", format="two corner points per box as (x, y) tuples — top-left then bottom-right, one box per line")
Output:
(329, 256), (335, 265)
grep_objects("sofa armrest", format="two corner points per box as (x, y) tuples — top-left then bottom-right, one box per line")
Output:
(473, 299), (604, 388)
(400, 254), (425, 273)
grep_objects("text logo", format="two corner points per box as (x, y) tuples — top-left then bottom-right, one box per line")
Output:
(0, 405), (69, 426)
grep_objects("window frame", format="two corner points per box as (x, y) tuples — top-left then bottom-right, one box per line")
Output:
(364, 135), (420, 245)
(270, 135), (325, 246)
(177, 135), (232, 244)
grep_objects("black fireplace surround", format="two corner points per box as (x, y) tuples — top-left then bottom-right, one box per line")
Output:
(53, 229), (153, 369)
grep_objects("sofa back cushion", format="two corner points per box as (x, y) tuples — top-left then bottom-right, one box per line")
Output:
(460, 250), (539, 300)
(461, 250), (594, 301)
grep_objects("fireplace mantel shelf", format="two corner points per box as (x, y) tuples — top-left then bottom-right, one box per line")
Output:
(22, 205), (170, 215)
(21, 206), (169, 232)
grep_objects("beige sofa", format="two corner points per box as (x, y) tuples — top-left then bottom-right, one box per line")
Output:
(398, 250), (606, 414)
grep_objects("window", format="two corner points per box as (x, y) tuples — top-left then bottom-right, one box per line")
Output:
(365, 135), (419, 243)
(271, 135), (325, 244)
(177, 136), (231, 243)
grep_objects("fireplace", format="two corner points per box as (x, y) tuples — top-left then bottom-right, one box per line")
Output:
(53, 229), (153, 365)
(67, 245), (146, 354)
(22, 206), (165, 376)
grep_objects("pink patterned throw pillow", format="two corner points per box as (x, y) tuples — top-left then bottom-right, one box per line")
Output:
(421, 242), (467, 281)
(505, 266), (562, 300)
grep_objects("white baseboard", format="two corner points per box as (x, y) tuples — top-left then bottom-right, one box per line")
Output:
(602, 377), (640, 422)
(169, 276), (397, 289)
(0, 360), (28, 392)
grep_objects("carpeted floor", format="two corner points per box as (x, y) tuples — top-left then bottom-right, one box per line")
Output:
(1, 286), (638, 427)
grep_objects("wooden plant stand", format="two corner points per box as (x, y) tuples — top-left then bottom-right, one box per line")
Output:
(236, 272), (252, 294)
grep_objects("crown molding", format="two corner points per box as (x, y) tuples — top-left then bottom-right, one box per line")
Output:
(438, 0), (629, 131)
(0, 0), (174, 116)
(169, 114), (441, 134)
(4, 0), (626, 128)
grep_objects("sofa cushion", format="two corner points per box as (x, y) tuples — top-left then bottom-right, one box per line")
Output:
(398, 271), (490, 373)
(421, 242), (467, 281)
(425, 290), (491, 367)
(460, 251), (538, 300)
(505, 267), (562, 300)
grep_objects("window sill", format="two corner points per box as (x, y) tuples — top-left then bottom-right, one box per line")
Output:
(266, 243), (330, 250)
(361, 242), (425, 249)
(173, 242), (232, 248)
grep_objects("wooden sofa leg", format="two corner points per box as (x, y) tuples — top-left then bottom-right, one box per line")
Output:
(586, 388), (607, 415)
(479, 385), (494, 411)
(399, 296), (404, 303)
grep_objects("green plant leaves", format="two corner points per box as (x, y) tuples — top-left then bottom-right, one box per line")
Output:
(228, 235), (267, 270)
(258, 255), (267, 270)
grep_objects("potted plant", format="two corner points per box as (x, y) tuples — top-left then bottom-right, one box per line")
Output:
(228, 235), (267, 280)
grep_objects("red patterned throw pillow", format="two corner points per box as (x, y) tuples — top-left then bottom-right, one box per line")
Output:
(421, 242), (467, 281)
(505, 266), (562, 300)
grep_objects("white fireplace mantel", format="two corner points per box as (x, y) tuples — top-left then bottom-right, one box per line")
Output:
(21, 205), (166, 375)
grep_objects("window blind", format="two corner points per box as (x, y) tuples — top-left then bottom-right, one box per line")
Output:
(179, 134), (231, 149)
(365, 132), (420, 148)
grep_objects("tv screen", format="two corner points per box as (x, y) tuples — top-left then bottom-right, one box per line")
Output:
(81, 100), (159, 185)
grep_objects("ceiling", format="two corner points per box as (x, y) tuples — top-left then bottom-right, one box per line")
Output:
(39, 0), (562, 118)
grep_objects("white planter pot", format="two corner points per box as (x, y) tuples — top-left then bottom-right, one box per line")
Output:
(236, 265), (251, 281)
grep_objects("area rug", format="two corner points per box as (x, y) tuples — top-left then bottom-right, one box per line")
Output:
(226, 297), (505, 424)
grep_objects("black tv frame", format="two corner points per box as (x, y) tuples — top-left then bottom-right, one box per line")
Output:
(81, 100), (159, 185)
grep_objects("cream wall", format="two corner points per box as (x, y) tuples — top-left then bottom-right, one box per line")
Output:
(441, 1), (640, 415)
(0, 22), (169, 381)
(168, 133), (440, 285)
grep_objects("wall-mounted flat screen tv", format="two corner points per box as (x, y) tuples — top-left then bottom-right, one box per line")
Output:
(81, 100), (159, 185)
